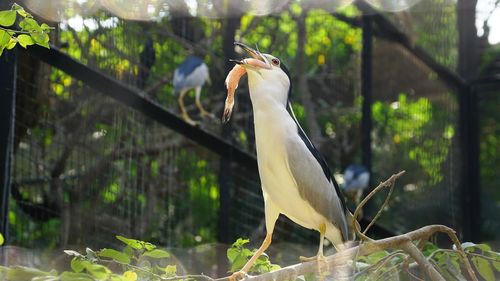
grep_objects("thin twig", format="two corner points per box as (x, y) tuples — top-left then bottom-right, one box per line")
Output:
(405, 265), (425, 281)
(400, 242), (445, 281)
(353, 170), (406, 241)
(0, 26), (31, 34)
(353, 251), (406, 278)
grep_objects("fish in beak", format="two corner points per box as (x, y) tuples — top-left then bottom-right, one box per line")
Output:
(222, 42), (271, 123)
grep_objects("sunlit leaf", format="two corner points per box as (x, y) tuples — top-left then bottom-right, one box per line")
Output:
(41, 23), (51, 31)
(60, 271), (94, 281)
(70, 258), (88, 273)
(0, 10), (16, 27)
(161, 265), (177, 277)
(0, 29), (11, 46)
(6, 37), (17, 49)
(17, 34), (34, 48)
(472, 257), (495, 281)
(116, 236), (143, 249)
(85, 263), (110, 279)
(0, 233), (4, 245)
(19, 18), (41, 32)
(99, 248), (131, 264)
(142, 249), (170, 259)
(122, 271), (137, 281)
(5, 266), (57, 281)
(12, 3), (30, 18)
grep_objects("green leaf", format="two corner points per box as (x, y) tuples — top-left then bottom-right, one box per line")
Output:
(36, 40), (49, 49)
(116, 236), (144, 250)
(31, 32), (49, 44)
(6, 37), (17, 49)
(232, 238), (250, 248)
(143, 249), (170, 259)
(84, 263), (110, 279)
(143, 242), (156, 251)
(19, 18), (41, 32)
(5, 266), (57, 281)
(12, 4), (30, 18)
(0, 233), (4, 245)
(472, 257), (495, 281)
(123, 245), (134, 258)
(17, 34), (33, 48)
(365, 251), (389, 264)
(475, 243), (492, 252)
(0, 29), (10, 46)
(0, 10), (16, 27)
(60, 271), (94, 281)
(122, 271), (137, 281)
(493, 260), (500, 272)
(230, 254), (249, 272)
(41, 23), (51, 31)
(70, 258), (88, 273)
(99, 248), (131, 264)
(162, 265), (177, 277)
(227, 248), (239, 263)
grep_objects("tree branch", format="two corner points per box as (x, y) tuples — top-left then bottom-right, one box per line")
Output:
(353, 170), (406, 241)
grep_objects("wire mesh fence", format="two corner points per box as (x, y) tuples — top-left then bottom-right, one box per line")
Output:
(3, 1), (497, 258)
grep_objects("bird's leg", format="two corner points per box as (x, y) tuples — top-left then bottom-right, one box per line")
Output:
(300, 223), (327, 262)
(177, 89), (198, 125)
(229, 233), (272, 281)
(194, 87), (214, 119)
(300, 224), (329, 277)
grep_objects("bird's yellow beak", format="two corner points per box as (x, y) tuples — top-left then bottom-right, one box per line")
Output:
(233, 42), (271, 70)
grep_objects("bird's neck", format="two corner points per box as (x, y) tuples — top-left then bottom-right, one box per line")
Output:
(248, 83), (288, 110)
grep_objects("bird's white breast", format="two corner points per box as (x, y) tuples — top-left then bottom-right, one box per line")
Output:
(250, 86), (327, 230)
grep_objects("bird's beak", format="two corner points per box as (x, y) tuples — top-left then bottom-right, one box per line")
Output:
(233, 41), (271, 70)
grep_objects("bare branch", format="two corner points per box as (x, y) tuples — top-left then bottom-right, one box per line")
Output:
(353, 170), (406, 241)
(400, 242), (445, 281)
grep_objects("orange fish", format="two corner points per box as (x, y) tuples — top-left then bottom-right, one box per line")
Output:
(223, 64), (247, 123)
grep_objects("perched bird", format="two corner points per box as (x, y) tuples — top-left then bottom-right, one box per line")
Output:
(224, 42), (350, 280)
(342, 164), (370, 208)
(173, 56), (213, 125)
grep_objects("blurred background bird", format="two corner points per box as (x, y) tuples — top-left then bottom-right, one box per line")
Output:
(342, 164), (370, 213)
(173, 56), (213, 125)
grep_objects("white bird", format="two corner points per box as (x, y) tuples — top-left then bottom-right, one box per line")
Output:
(224, 42), (350, 280)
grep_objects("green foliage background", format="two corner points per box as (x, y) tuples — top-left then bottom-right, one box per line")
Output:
(0, 1), (498, 278)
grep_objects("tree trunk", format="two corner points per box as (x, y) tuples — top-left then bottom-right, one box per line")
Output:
(296, 11), (323, 147)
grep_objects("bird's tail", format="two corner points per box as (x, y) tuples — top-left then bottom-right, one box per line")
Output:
(345, 210), (360, 241)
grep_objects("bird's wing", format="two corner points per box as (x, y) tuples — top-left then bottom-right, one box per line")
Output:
(285, 132), (349, 242)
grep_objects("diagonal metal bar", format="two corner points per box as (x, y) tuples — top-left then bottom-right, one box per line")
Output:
(22, 45), (258, 172)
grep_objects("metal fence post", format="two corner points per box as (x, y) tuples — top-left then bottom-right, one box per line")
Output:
(361, 14), (373, 190)
(0, 49), (17, 244)
(458, 85), (480, 242)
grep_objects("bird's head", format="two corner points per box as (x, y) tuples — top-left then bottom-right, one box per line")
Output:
(233, 42), (291, 102)
(222, 42), (292, 123)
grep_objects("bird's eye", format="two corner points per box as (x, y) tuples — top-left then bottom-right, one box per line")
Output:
(271, 58), (280, 66)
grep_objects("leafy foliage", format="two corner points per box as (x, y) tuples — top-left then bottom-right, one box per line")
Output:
(227, 238), (280, 274)
(0, 237), (498, 280)
(0, 3), (51, 56)
(0, 236), (174, 281)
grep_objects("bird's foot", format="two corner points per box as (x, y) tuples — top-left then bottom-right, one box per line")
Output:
(299, 253), (325, 262)
(228, 271), (249, 281)
(181, 115), (199, 126)
(200, 111), (215, 119)
(300, 254), (329, 268)
(300, 254), (329, 277)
